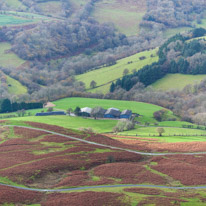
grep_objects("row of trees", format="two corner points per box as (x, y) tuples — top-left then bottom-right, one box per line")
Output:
(0, 99), (43, 113)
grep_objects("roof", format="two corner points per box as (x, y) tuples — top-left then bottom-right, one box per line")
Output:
(44, 102), (56, 108)
(81, 107), (92, 114)
(36, 111), (66, 116)
(105, 108), (121, 117)
(121, 110), (132, 116)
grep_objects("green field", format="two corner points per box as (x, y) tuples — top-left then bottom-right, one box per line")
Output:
(6, 75), (27, 95)
(0, 14), (32, 26)
(151, 74), (206, 91)
(6, 0), (26, 10)
(52, 97), (175, 123)
(8, 116), (117, 133)
(92, 0), (146, 36)
(0, 42), (25, 68)
(119, 126), (206, 142)
(76, 48), (158, 94)
(163, 27), (192, 38)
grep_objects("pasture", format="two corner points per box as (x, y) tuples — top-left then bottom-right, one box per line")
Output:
(0, 42), (25, 68)
(92, 0), (146, 36)
(151, 73), (206, 91)
(6, 75), (27, 95)
(5, 0), (26, 10)
(8, 116), (117, 133)
(76, 48), (158, 94)
(0, 14), (32, 26)
(119, 126), (206, 143)
(52, 97), (169, 123)
(37, 1), (63, 17)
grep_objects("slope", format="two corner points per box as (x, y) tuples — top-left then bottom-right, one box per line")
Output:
(76, 48), (158, 94)
(92, 0), (147, 36)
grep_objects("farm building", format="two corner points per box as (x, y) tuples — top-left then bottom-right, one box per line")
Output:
(80, 107), (92, 117)
(120, 110), (132, 119)
(43, 102), (56, 108)
(104, 108), (121, 118)
(35, 111), (66, 116)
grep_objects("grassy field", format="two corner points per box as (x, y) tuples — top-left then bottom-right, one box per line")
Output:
(163, 27), (192, 38)
(92, 0), (146, 36)
(0, 14), (32, 26)
(37, 1), (63, 17)
(6, 0), (26, 10)
(151, 74), (206, 91)
(0, 42), (25, 68)
(119, 126), (206, 142)
(76, 48), (158, 94)
(52, 97), (171, 123)
(8, 116), (117, 133)
(6, 75), (27, 95)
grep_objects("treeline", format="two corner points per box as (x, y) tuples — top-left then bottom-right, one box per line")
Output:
(111, 28), (206, 92)
(0, 99), (43, 113)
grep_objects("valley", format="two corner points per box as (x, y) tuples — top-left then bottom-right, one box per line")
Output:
(1, 0), (206, 205)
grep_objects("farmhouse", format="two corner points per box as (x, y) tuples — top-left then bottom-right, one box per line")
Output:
(80, 107), (92, 117)
(104, 108), (121, 118)
(35, 111), (66, 116)
(120, 109), (132, 119)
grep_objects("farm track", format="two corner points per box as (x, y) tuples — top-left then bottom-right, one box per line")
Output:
(2, 124), (206, 192)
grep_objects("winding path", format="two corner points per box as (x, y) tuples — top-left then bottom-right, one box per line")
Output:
(1, 182), (206, 192)
(1, 124), (206, 192)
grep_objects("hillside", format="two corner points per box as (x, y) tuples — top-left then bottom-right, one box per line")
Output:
(151, 73), (206, 91)
(76, 48), (158, 93)
(3, 1), (206, 205)
(3, 122), (206, 205)
(92, 0), (146, 36)
(112, 29), (206, 91)
(0, 0), (205, 101)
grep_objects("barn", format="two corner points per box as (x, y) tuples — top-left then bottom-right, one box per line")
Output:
(104, 108), (121, 118)
(35, 111), (66, 116)
(80, 107), (92, 117)
(120, 110), (132, 119)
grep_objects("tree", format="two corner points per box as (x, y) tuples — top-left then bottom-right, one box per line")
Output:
(90, 80), (97, 88)
(67, 108), (73, 116)
(47, 107), (53, 112)
(123, 68), (129, 76)
(112, 120), (135, 133)
(110, 82), (115, 93)
(74, 106), (81, 116)
(1, 99), (11, 113)
(156, 127), (165, 136)
(153, 109), (167, 121)
(91, 107), (105, 119)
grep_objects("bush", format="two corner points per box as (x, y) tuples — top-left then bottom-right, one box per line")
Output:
(112, 120), (135, 133)
(106, 155), (115, 163)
